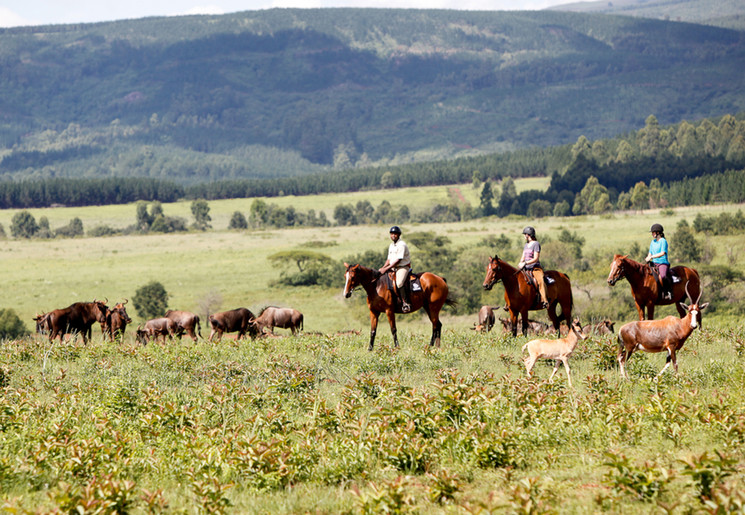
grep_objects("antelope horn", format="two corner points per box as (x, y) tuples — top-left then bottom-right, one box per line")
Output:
(685, 281), (693, 304)
(122, 299), (129, 305)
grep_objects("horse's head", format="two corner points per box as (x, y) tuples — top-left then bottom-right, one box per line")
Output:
(483, 256), (503, 291)
(343, 263), (379, 298)
(607, 254), (628, 286)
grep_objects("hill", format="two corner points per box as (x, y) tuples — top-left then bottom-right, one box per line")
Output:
(0, 8), (744, 182)
(550, 0), (745, 30)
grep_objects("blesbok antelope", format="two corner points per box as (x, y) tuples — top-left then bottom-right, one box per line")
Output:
(522, 318), (586, 387)
(617, 284), (708, 379)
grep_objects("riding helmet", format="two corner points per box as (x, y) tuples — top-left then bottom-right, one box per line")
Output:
(522, 226), (536, 238)
(650, 223), (664, 233)
(389, 226), (402, 235)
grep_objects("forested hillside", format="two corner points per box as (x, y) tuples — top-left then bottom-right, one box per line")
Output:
(0, 8), (744, 183)
(551, 0), (745, 30)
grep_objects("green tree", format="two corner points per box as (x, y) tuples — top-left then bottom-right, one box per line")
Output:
(528, 199), (552, 218)
(553, 200), (570, 217)
(571, 135), (593, 161)
(190, 199), (212, 230)
(10, 210), (38, 239)
(55, 217), (84, 238)
(479, 181), (495, 216)
(572, 176), (610, 215)
(672, 220), (702, 263)
(136, 201), (153, 231)
(630, 181), (650, 212)
(37, 216), (52, 239)
(228, 211), (248, 229)
(0, 308), (28, 339)
(133, 281), (169, 320)
(497, 177), (516, 217)
(268, 250), (339, 287)
(333, 204), (357, 226)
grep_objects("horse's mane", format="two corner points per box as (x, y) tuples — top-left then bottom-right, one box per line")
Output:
(618, 255), (651, 276)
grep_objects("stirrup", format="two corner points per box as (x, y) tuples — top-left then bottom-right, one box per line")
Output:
(402, 302), (411, 313)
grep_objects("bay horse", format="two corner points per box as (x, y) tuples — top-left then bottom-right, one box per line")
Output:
(607, 254), (701, 320)
(343, 263), (456, 351)
(482, 255), (573, 337)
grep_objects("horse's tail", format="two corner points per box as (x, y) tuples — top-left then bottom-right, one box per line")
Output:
(445, 297), (458, 309)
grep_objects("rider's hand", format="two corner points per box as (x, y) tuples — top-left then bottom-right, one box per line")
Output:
(518, 261), (525, 270)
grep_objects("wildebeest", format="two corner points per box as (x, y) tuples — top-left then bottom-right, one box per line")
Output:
(582, 319), (615, 336)
(33, 312), (52, 335)
(499, 317), (552, 336)
(135, 317), (178, 345)
(45, 300), (109, 344)
(104, 300), (132, 342)
(250, 306), (304, 336)
(164, 310), (202, 342)
(475, 305), (497, 333)
(208, 308), (257, 342)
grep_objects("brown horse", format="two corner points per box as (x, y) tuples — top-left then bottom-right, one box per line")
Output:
(607, 254), (701, 320)
(482, 255), (573, 337)
(343, 263), (456, 351)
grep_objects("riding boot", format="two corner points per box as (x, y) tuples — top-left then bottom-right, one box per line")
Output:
(401, 279), (412, 313)
(663, 277), (672, 300)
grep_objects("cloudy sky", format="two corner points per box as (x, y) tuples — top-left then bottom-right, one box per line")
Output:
(0, 0), (575, 28)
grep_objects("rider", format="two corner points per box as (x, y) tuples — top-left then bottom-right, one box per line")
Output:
(645, 223), (671, 300)
(379, 225), (412, 313)
(518, 226), (549, 309)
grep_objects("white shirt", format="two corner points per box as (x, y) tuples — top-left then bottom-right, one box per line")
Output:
(387, 239), (411, 268)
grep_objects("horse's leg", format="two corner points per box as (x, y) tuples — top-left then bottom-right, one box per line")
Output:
(647, 304), (655, 321)
(509, 309), (519, 337)
(369, 311), (381, 351)
(425, 306), (442, 347)
(520, 309), (529, 337)
(634, 300), (646, 321)
(384, 309), (398, 348)
(547, 302), (560, 335)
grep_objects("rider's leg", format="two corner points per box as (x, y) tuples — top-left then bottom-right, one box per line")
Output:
(533, 267), (549, 308)
(396, 268), (411, 313)
(658, 264), (671, 300)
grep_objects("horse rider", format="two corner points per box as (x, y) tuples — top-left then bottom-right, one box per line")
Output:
(379, 225), (412, 313)
(518, 226), (549, 309)
(645, 223), (672, 300)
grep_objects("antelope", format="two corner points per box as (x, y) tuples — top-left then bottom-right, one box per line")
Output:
(617, 283), (707, 379)
(522, 318), (586, 387)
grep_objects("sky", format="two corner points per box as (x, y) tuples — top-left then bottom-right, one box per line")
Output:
(0, 0), (574, 28)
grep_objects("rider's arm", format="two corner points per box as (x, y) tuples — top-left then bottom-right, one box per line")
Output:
(379, 258), (400, 274)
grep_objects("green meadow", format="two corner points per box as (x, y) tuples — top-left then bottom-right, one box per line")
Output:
(1, 183), (745, 513)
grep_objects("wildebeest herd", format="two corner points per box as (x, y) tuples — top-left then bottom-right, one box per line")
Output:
(32, 252), (706, 384)
(34, 301), (304, 346)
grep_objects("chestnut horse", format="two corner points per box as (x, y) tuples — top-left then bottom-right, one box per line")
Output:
(343, 263), (456, 351)
(607, 254), (701, 320)
(482, 255), (573, 337)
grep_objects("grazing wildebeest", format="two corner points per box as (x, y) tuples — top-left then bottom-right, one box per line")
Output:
(208, 308), (257, 342)
(135, 317), (178, 345)
(499, 317), (552, 336)
(164, 310), (202, 342)
(475, 305), (497, 333)
(343, 263), (456, 351)
(617, 284), (708, 379)
(483, 255), (573, 337)
(45, 300), (109, 344)
(250, 306), (304, 336)
(104, 300), (132, 342)
(607, 254), (701, 320)
(582, 319), (615, 336)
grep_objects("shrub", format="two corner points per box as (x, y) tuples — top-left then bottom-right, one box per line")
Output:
(0, 309), (28, 339)
(132, 281), (169, 320)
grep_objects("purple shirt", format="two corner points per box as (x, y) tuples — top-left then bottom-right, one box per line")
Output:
(522, 240), (541, 269)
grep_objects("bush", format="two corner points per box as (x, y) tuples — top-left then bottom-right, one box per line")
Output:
(228, 211), (248, 230)
(88, 225), (120, 237)
(133, 282), (169, 320)
(10, 210), (38, 239)
(0, 309), (28, 339)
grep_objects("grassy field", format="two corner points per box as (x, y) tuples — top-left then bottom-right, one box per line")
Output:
(1, 185), (745, 512)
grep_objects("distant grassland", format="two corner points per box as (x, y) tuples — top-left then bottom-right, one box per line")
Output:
(1, 179), (743, 337)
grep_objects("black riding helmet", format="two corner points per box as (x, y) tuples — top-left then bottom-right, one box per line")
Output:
(389, 226), (402, 235)
(522, 226), (536, 239)
(650, 223), (664, 233)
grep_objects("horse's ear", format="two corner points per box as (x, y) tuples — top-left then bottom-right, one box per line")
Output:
(344, 262), (349, 268)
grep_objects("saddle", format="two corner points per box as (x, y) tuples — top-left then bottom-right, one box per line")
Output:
(382, 270), (422, 310)
(649, 263), (679, 301)
(521, 269), (554, 309)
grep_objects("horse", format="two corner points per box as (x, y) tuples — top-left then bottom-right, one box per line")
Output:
(343, 263), (456, 351)
(482, 255), (573, 337)
(607, 254), (701, 320)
